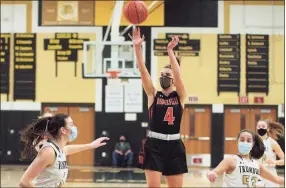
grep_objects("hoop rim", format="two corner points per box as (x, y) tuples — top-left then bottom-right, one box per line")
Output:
(106, 70), (121, 79)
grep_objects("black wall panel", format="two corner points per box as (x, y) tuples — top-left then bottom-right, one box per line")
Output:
(1, 110), (39, 164)
(164, 0), (218, 27)
(211, 113), (224, 168)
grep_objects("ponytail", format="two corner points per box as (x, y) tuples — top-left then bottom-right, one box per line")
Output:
(260, 119), (285, 140)
(20, 113), (68, 160)
(38, 108), (54, 119)
(20, 117), (50, 160)
(268, 121), (284, 140)
(250, 134), (265, 159)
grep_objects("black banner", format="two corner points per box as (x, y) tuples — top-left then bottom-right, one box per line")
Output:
(166, 33), (189, 40)
(0, 34), (11, 99)
(153, 33), (200, 57)
(246, 34), (269, 95)
(14, 33), (36, 101)
(217, 34), (240, 95)
(44, 33), (89, 76)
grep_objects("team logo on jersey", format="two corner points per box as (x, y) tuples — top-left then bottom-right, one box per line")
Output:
(239, 165), (260, 175)
(157, 97), (179, 105)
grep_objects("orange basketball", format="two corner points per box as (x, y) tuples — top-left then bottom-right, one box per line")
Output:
(123, 1), (148, 25)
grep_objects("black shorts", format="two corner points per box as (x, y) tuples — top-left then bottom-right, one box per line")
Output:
(138, 137), (188, 176)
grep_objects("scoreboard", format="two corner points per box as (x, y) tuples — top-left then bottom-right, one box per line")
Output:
(14, 33), (36, 101)
(217, 34), (241, 95)
(246, 34), (269, 95)
(154, 33), (200, 57)
(44, 33), (89, 76)
(0, 34), (11, 100)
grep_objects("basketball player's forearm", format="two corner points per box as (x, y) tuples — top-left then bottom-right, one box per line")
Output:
(134, 46), (155, 95)
(167, 48), (186, 99)
(167, 49), (183, 87)
(63, 144), (92, 155)
(277, 176), (285, 185)
(275, 159), (284, 166)
(167, 49), (181, 75)
(19, 180), (34, 188)
(134, 46), (147, 72)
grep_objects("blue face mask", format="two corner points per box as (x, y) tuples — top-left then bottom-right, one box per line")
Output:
(238, 142), (252, 155)
(68, 126), (78, 142)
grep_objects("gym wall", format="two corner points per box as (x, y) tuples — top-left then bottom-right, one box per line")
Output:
(0, 1), (284, 167)
(154, 34), (284, 104)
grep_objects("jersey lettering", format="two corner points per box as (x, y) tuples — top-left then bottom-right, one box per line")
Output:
(242, 175), (259, 187)
(239, 165), (260, 175)
(163, 107), (175, 125)
(58, 161), (68, 169)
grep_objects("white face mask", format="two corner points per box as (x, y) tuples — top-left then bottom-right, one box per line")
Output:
(65, 126), (78, 142)
(238, 142), (253, 155)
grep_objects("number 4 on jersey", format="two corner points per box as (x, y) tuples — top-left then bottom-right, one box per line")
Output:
(164, 107), (175, 125)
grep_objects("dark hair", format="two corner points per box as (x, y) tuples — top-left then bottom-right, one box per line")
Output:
(38, 107), (54, 118)
(237, 129), (265, 159)
(164, 56), (181, 69)
(20, 114), (69, 160)
(261, 119), (284, 140)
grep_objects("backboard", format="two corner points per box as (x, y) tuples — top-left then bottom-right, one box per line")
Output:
(82, 41), (146, 79)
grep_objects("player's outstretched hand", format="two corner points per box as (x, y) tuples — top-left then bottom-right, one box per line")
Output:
(128, 27), (145, 47)
(89, 137), (110, 149)
(206, 171), (217, 183)
(167, 36), (179, 50)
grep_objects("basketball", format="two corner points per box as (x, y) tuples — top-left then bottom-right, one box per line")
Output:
(123, 1), (148, 25)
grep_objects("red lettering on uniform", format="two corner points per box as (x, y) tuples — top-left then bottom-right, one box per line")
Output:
(164, 107), (175, 125)
(157, 97), (179, 106)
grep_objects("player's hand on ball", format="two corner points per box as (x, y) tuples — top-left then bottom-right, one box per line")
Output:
(167, 36), (179, 50)
(206, 171), (217, 183)
(89, 137), (110, 149)
(128, 27), (145, 47)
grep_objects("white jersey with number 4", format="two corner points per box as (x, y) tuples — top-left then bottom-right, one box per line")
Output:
(33, 141), (68, 187)
(223, 155), (261, 187)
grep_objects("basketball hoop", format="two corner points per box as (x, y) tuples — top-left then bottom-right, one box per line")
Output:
(106, 70), (120, 79)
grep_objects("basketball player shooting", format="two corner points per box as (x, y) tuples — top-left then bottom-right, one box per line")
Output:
(129, 27), (188, 188)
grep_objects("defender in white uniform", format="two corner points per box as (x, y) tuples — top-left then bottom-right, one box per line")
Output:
(33, 141), (68, 187)
(223, 155), (261, 187)
(19, 114), (109, 188)
(256, 120), (285, 187)
(207, 129), (284, 187)
(257, 137), (278, 187)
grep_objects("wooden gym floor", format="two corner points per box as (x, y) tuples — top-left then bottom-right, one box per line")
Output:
(1, 165), (284, 187)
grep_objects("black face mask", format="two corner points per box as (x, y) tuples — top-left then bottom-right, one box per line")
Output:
(160, 76), (172, 90)
(120, 139), (125, 142)
(258, 128), (267, 136)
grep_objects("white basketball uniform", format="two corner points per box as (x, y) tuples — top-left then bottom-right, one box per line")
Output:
(258, 137), (279, 187)
(223, 155), (261, 187)
(33, 141), (68, 187)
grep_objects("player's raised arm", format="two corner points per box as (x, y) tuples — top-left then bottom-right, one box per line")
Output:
(129, 27), (156, 106)
(167, 36), (187, 103)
